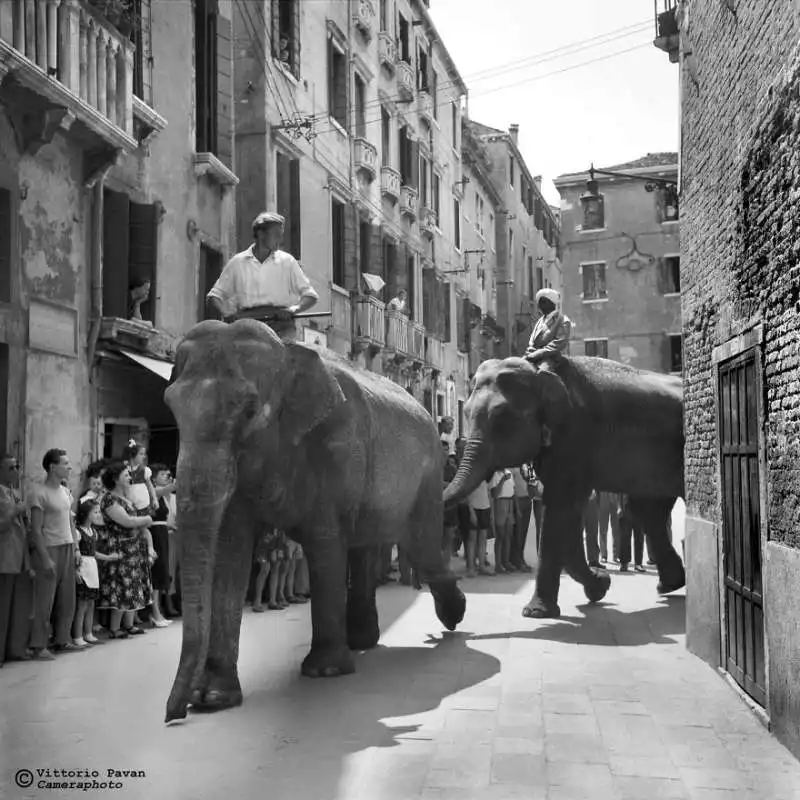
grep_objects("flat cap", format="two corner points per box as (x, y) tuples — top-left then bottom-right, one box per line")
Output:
(252, 211), (285, 229)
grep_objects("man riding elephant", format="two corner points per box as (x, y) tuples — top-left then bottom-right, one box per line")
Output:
(524, 288), (573, 373)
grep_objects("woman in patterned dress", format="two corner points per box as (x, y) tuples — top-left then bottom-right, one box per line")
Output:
(96, 462), (153, 639)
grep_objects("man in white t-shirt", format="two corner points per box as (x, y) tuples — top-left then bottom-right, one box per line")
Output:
(489, 469), (516, 573)
(466, 480), (493, 578)
(206, 211), (319, 341)
(28, 449), (81, 658)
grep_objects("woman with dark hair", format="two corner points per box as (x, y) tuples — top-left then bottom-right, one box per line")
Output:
(147, 463), (175, 626)
(96, 462), (153, 638)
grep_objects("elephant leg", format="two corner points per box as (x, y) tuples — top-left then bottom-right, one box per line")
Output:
(190, 498), (259, 713)
(627, 496), (685, 594)
(346, 545), (380, 651)
(523, 502), (572, 619)
(301, 529), (355, 678)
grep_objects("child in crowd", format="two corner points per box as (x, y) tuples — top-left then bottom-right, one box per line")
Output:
(253, 527), (289, 612)
(72, 499), (120, 647)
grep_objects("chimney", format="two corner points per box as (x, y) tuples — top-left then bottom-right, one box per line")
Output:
(508, 124), (519, 145)
(533, 175), (542, 188)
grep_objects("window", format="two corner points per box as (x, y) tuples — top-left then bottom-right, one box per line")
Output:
(379, 0), (389, 31)
(581, 262), (607, 300)
(328, 36), (347, 129)
(102, 189), (160, 324)
(407, 254), (416, 320)
(453, 198), (461, 250)
(489, 213), (495, 250)
(417, 44), (429, 92)
(354, 73), (367, 138)
(581, 194), (605, 230)
(436, 393), (445, 417)
(509, 155), (515, 187)
(271, 0), (300, 78)
(331, 198), (345, 287)
(398, 12), (410, 63)
(276, 152), (301, 257)
(527, 255), (535, 301)
(398, 124), (416, 186)
(130, 0), (149, 102)
(585, 339), (609, 358)
(658, 185), (679, 223)
(381, 107), (391, 166)
(432, 173), (441, 221)
(0, 187), (11, 302)
(431, 70), (438, 119)
(669, 334), (683, 373)
(451, 102), (458, 148)
(359, 219), (371, 277)
(383, 237), (398, 296)
(420, 155), (430, 207)
(199, 244), (223, 321)
(658, 255), (681, 294)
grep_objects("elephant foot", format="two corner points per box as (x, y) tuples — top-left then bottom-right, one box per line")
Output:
(430, 579), (466, 632)
(584, 569), (612, 603)
(188, 671), (243, 714)
(657, 555), (686, 595)
(522, 596), (561, 619)
(301, 645), (356, 678)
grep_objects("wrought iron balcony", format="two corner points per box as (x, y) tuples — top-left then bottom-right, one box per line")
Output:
(353, 0), (375, 42)
(419, 205), (437, 238)
(380, 165), (401, 202)
(653, 0), (680, 63)
(400, 184), (417, 219)
(352, 294), (385, 353)
(0, 0), (144, 181)
(378, 31), (396, 73)
(396, 59), (414, 102)
(417, 90), (433, 124)
(353, 136), (377, 181)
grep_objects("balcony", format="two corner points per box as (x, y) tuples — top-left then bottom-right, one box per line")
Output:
(378, 31), (396, 73)
(456, 351), (469, 380)
(417, 90), (434, 124)
(385, 308), (412, 359)
(353, 0), (375, 42)
(352, 294), (385, 354)
(380, 165), (401, 202)
(420, 205), (437, 238)
(353, 137), (378, 181)
(653, 0), (680, 63)
(330, 285), (352, 339)
(410, 320), (425, 362)
(400, 184), (418, 219)
(426, 335), (445, 371)
(0, 0), (141, 180)
(396, 59), (414, 102)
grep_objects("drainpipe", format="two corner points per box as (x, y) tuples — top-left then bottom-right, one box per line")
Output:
(86, 177), (105, 383)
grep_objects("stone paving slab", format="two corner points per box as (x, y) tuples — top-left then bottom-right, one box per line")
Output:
(1, 556), (799, 800)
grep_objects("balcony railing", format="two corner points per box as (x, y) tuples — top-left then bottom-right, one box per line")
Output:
(417, 90), (433, 123)
(331, 286), (352, 337)
(396, 59), (414, 101)
(378, 30), (396, 73)
(353, 136), (377, 181)
(353, 0), (375, 42)
(426, 335), (445, 371)
(653, 0), (680, 62)
(385, 308), (414, 357)
(353, 294), (385, 348)
(456, 351), (468, 381)
(380, 165), (401, 202)
(0, 0), (139, 168)
(410, 320), (425, 361)
(420, 205), (437, 238)
(400, 184), (417, 219)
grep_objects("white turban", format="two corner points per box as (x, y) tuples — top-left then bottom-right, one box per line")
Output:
(535, 288), (561, 308)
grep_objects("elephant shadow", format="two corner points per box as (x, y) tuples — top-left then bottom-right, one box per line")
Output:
(470, 595), (686, 648)
(241, 632), (500, 800)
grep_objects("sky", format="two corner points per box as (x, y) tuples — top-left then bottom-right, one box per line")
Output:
(429, 0), (680, 206)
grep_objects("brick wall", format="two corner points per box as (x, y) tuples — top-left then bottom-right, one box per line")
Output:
(681, 1), (800, 545)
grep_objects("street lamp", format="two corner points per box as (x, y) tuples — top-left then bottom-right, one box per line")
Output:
(585, 163), (678, 195)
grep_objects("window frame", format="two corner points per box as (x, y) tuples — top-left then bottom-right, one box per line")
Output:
(584, 338), (609, 358)
(579, 192), (606, 232)
(331, 196), (346, 289)
(327, 29), (348, 133)
(580, 260), (608, 302)
(668, 332), (683, 374)
(659, 253), (681, 296)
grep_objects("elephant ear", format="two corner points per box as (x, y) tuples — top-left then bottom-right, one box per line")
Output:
(281, 344), (347, 445)
(495, 361), (572, 434)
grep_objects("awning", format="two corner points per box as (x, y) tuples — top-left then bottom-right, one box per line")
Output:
(119, 349), (174, 381)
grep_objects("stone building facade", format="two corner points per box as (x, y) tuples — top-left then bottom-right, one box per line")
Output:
(0, 0), (237, 491)
(233, 0), (474, 424)
(654, 0), (800, 758)
(555, 154), (681, 372)
(464, 120), (562, 358)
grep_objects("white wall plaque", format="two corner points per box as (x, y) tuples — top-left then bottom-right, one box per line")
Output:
(28, 299), (78, 358)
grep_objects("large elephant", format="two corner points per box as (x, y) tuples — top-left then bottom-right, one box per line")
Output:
(443, 355), (685, 619)
(163, 319), (465, 722)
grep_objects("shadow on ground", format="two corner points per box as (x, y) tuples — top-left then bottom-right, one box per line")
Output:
(469, 595), (686, 648)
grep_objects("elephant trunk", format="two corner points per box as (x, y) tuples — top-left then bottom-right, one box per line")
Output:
(443, 433), (492, 506)
(165, 446), (236, 723)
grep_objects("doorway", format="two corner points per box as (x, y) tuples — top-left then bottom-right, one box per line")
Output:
(718, 349), (765, 706)
(98, 417), (149, 461)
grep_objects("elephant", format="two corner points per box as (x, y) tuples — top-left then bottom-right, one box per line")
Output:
(163, 319), (466, 723)
(443, 355), (686, 619)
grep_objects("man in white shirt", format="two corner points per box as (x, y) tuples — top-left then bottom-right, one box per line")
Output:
(206, 211), (319, 340)
(466, 480), (493, 578)
(489, 469), (516, 573)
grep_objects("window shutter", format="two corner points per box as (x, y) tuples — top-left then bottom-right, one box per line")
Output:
(291, 0), (301, 76)
(128, 201), (160, 323)
(0, 188), (11, 303)
(288, 158), (301, 258)
(371, 222), (383, 287)
(581, 265), (593, 299)
(102, 189), (131, 319)
(410, 137), (420, 189)
(422, 267), (434, 330)
(343, 204), (358, 292)
(215, 12), (233, 168)
(655, 257), (667, 294)
(406, 251), (416, 320)
(443, 280), (451, 343)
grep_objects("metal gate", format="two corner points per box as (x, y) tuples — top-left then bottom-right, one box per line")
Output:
(718, 350), (765, 706)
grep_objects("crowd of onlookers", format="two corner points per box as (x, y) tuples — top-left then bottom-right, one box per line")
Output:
(0, 442), (180, 666)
